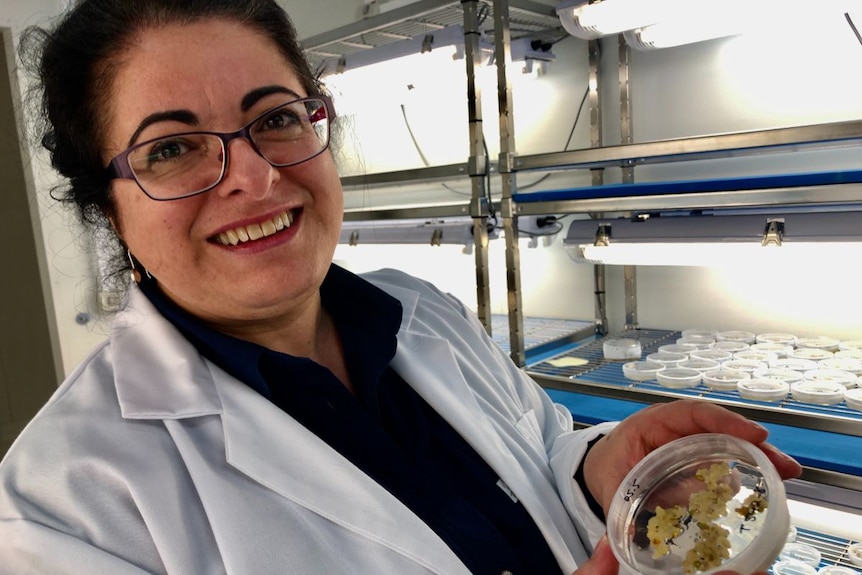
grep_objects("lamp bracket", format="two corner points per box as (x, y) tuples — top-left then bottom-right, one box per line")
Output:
(349, 230), (359, 246)
(431, 228), (443, 246)
(761, 218), (785, 246)
(594, 223), (612, 246)
(421, 34), (434, 53)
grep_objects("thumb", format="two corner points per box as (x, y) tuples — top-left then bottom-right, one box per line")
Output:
(571, 535), (620, 575)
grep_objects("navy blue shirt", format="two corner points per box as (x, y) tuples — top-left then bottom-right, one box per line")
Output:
(139, 264), (562, 574)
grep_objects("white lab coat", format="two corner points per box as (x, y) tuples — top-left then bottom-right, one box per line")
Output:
(0, 268), (614, 575)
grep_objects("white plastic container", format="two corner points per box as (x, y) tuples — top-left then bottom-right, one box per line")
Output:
(788, 347), (834, 362)
(836, 349), (862, 361)
(790, 380), (846, 405)
(738, 379), (790, 402)
(734, 350), (779, 364)
(845, 387), (862, 411)
(656, 367), (702, 389)
(659, 343), (698, 356)
(818, 566), (861, 575)
(646, 351), (687, 367)
(848, 542), (862, 568)
(779, 543), (822, 567)
(604, 338), (643, 361)
(756, 333), (798, 346)
(773, 561), (818, 575)
(607, 434), (789, 575)
(839, 340), (862, 352)
(819, 357), (862, 376)
(623, 360), (664, 382)
(803, 369), (858, 388)
(752, 368), (804, 385)
(702, 369), (751, 391)
(682, 328), (720, 340)
(722, 359), (769, 374)
(795, 336), (840, 352)
(717, 330), (756, 344)
(750, 343), (794, 358)
(678, 358), (722, 373)
(676, 336), (715, 351)
(690, 349), (733, 363)
(770, 358), (819, 372)
(713, 340), (750, 353)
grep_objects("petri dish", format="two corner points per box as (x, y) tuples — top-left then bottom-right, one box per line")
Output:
(770, 358), (819, 372)
(818, 566), (861, 575)
(682, 328), (720, 340)
(678, 359), (722, 373)
(690, 349), (733, 363)
(803, 369), (858, 388)
(839, 340), (862, 352)
(756, 333), (798, 346)
(750, 343), (794, 357)
(717, 330), (756, 344)
(605, 338), (643, 361)
(607, 433), (789, 575)
(714, 340), (750, 353)
(845, 388), (862, 411)
(647, 351), (688, 367)
(660, 343), (699, 356)
(722, 359), (769, 374)
(819, 357), (862, 376)
(737, 379), (790, 402)
(786, 524), (797, 543)
(734, 350), (778, 364)
(702, 369), (751, 391)
(752, 367), (804, 385)
(623, 360), (665, 382)
(788, 347), (834, 362)
(790, 380), (846, 405)
(677, 336), (715, 351)
(773, 561), (818, 575)
(848, 543), (862, 568)
(836, 349), (862, 361)
(656, 367), (702, 389)
(779, 542), (822, 567)
(795, 336), (840, 352)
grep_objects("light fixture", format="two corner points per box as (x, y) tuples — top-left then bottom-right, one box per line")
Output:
(339, 217), (499, 247)
(563, 211), (862, 266)
(555, 0), (672, 40)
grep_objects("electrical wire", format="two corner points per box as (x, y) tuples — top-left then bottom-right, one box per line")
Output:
(847, 12), (862, 47)
(564, 86), (590, 151)
(400, 103), (431, 167)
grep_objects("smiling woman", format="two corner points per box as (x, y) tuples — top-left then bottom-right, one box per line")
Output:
(0, 1), (802, 574)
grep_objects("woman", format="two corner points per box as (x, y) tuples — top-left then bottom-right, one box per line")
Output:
(0, 1), (800, 574)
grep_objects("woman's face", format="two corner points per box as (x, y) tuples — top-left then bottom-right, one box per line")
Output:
(103, 19), (343, 329)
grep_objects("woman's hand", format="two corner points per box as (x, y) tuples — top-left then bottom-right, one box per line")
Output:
(582, 399), (802, 517)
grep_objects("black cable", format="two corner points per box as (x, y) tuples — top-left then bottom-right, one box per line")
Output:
(400, 103), (431, 167)
(564, 85), (590, 151)
(846, 12), (862, 47)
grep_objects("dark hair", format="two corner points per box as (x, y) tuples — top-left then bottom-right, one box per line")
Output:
(19, 0), (326, 296)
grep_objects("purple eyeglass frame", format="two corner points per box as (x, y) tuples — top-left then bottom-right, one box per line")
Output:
(106, 95), (336, 201)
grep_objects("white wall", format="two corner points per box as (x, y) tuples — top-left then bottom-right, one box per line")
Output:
(12, 1), (862, 378)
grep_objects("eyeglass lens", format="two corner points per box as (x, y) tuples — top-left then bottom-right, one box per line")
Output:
(126, 98), (330, 200)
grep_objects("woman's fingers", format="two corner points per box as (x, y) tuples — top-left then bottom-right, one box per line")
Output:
(570, 536), (619, 575)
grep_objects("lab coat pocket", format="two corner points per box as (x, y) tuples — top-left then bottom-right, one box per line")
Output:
(515, 409), (549, 463)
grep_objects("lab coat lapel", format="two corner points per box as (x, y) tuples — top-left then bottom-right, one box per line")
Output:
(211, 369), (469, 574)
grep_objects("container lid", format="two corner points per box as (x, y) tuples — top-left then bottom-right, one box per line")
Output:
(678, 358), (722, 373)
(647, 351), (687, 366)
(795, 336), (840, 351)
(752, 367), (805, 385)
(604, 338), (643, 360)
(817, 566), (861, 575)
(803, 369), (858, 388)
(788, 347), (834, 361)
(656, 367), (702, 388)
(756, 332), (797, 345)
(717, 330), (756, 344)
(779, 543), (822, 567)
(659, 343), (698, 356)
(607, 433), (789, 575)
(737, 379), (790, 402)
(713, 340), (750, 353)
(750, 342), (794, 357)
(845, 387), (862, 411)
(819, 357), (862, 375)
(622, 360), (664, 382)
(770, 358), (819, 372)
(702, 369), (751, 391)
(690, 349), (733, 363)
(722, 359), (769, 373)
(676, 336), (715, 350)
(773, 561), (818, 575)
(848, 542), (862, 567)
(735, 350), (779, 363)
(790, 380), (846, 405)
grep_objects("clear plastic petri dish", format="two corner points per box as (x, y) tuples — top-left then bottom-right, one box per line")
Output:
(786, 524), (797, 543)
(607, 433), (789, 575)
(779, 542), (822, 567)
(677, 336), (715, 351)
(690, 349), (733, 363)
(790, 380), (846, 405)
(836, 349), (862, 361)
(788, 347), (834, 362)
(737, 379), (790, 402)
(682, 328), (720, 340)
(795, 336), (840, 352)
(714, 340), (750, 353)
(839, 340), (862, 352)
(702, 369), (751, 391)
(678, 359), (722, 373)
(803, 369), (858, 388)
(752, 368), (804, 385)
(717, 330), (756, 344)
(604, 338), (643, 361)
(656, 367), (702, 389)
(722, 359), (769, 374)
(734, 350), (779, 364)
(623, 360), (665, 382)
(750, 343), (794, 358)
(773, 561), (818, 575)
(660, 343), (699, 356)
(819, 357), (862, 376)
(818, 566), (862, 575)
(770, 358), (819, 372)
(845, 388), (862, 411)
(647, 351), (688, 367)
(756, 333), (798, 346)
(848, 543), (862, 568)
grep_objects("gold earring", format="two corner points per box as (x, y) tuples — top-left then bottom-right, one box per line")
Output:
(127, 250), (152, 283)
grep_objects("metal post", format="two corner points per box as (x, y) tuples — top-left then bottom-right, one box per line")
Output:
(618, 34), (638, 330)
(588, 38), (609, 336)
(462, 0), (492, 333)
(492, 0), (526, 367)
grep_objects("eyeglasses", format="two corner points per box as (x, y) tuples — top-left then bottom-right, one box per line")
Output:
(107, 96), (335, 201)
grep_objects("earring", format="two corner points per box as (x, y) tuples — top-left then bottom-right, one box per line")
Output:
(127, 250), (152, 283)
